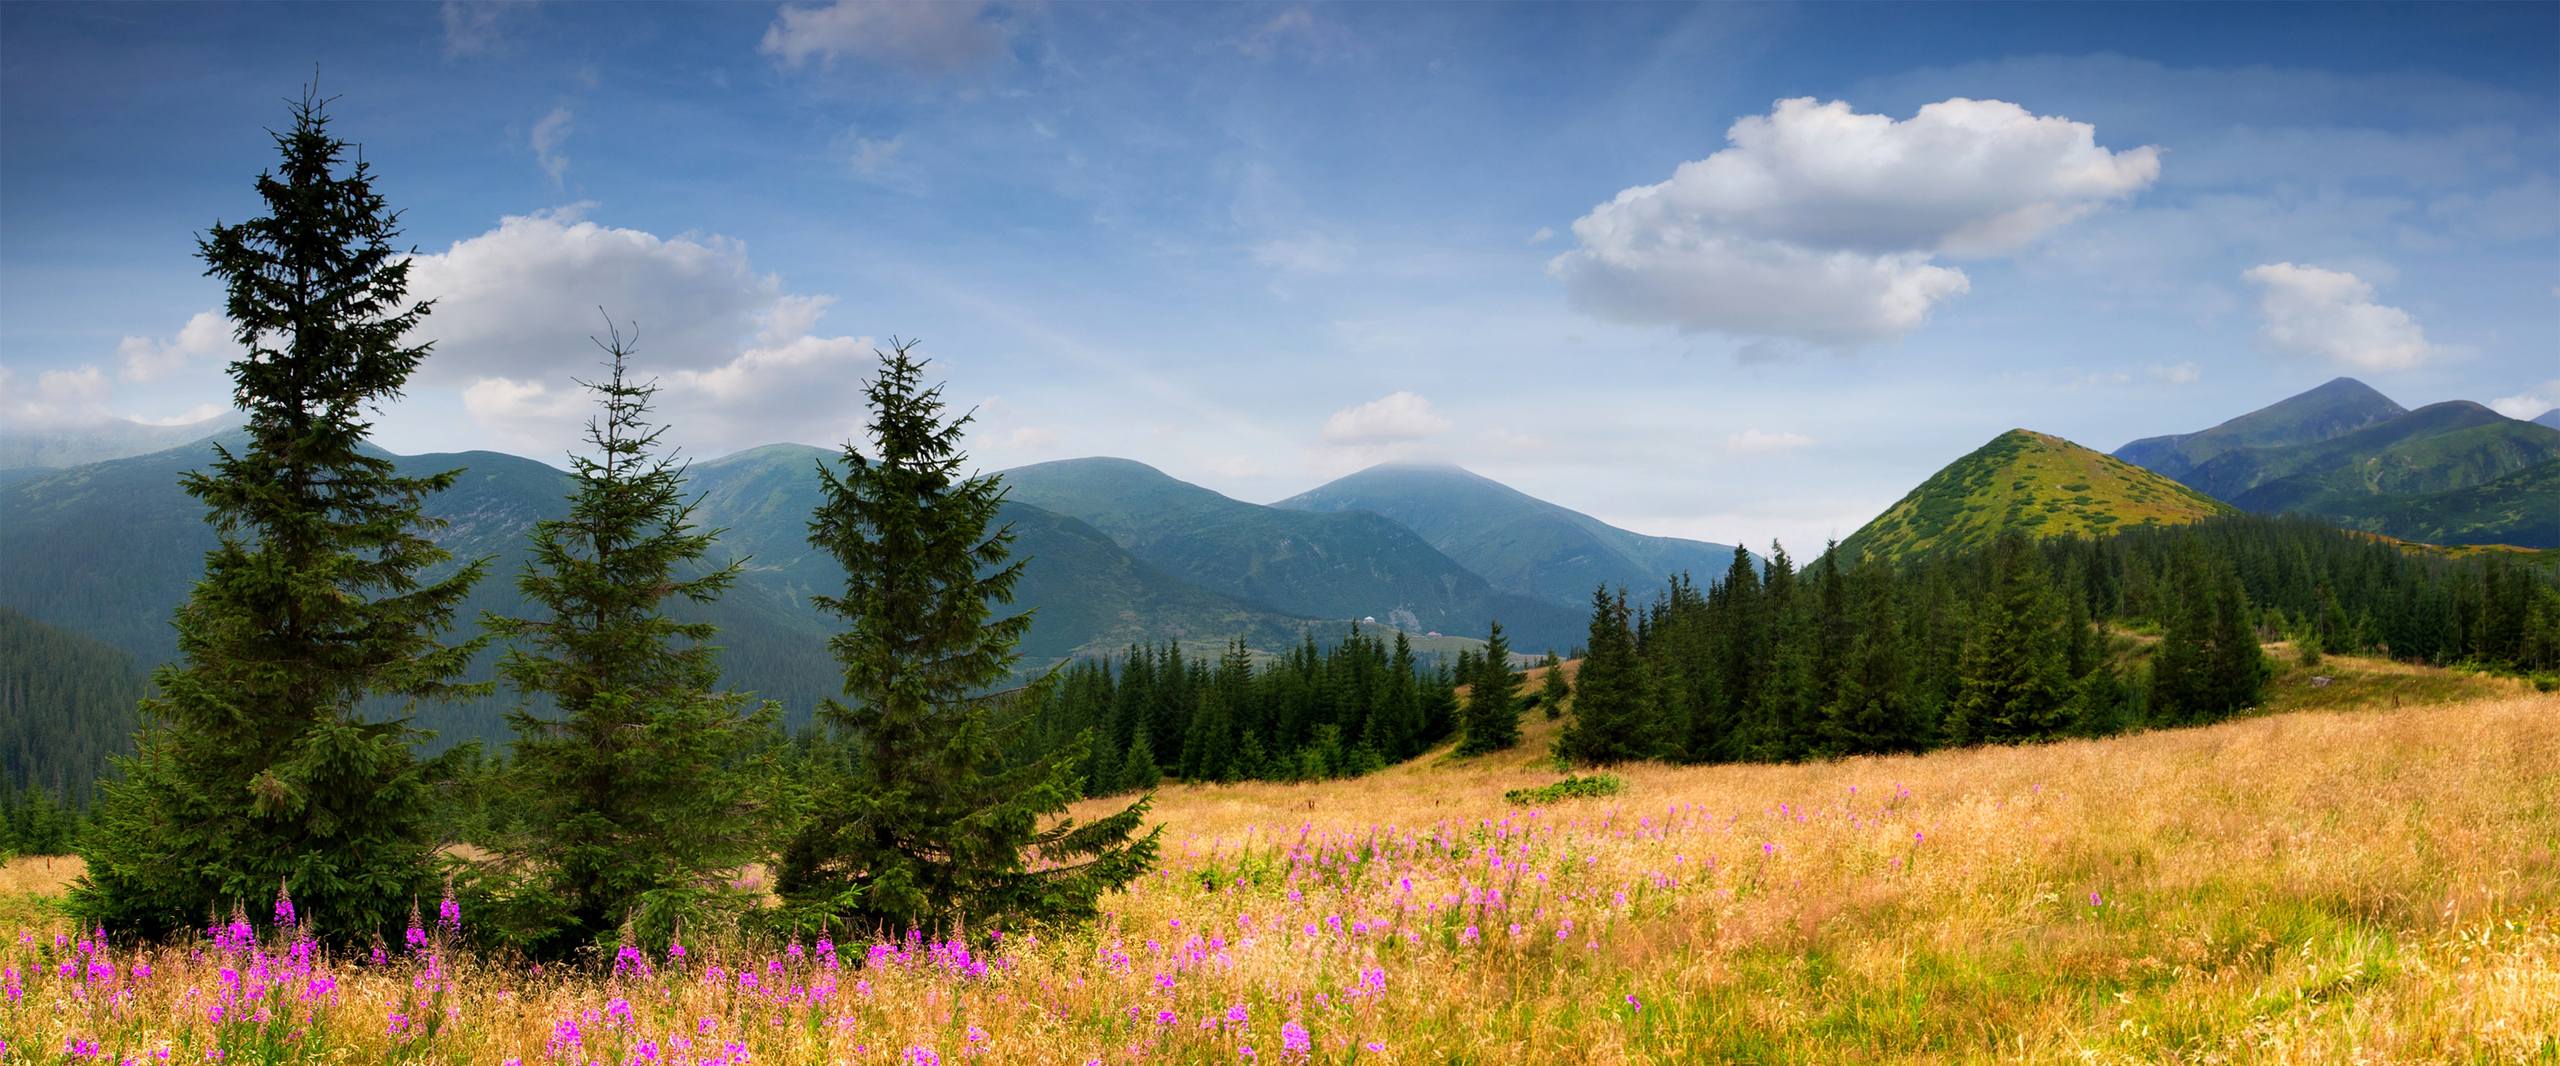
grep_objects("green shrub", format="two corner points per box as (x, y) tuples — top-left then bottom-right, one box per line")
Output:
(1504, 773), (1625, 806)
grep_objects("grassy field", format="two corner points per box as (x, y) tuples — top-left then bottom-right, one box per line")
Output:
(3, 654), (2555, 1063)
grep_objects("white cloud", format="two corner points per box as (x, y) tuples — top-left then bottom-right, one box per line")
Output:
(761, 0), (1008, 72)
(1527, 226), (1556, 245)
(0, 364), (110, 428)
(2489, 380), (2560, 421)
(1321, 391), (1450, 445)
(2243, 262), (2439, 370)
(406, 206), (883, 455)
(1551, 96), (2159, 346)
(531, 107), (574, 186)
(403, 205), (780, 379)
(2148, 361), (2201, 385)
(1725, 428), (1814, 453)
(115, 310), (240, 383)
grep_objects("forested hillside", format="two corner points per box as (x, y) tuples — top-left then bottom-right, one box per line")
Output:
(1554, 515), (2560, 769)
(0, 609), (142, 804)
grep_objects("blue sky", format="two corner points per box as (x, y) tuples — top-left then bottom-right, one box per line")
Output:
(3, 1), (2555, 554)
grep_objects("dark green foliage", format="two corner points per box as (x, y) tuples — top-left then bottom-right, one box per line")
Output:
(1013, 625), (1462, 794)
(1537, 650), (1569, 720)
(1, 784), (87, 857)
(777, 342), (1156, 936)
(75, 89), (485, 944)
(474, 328), (787, 957)
(1947, 532), (2072, 744)
(1503, 773), (1624, 805)
(1558, 589), (1651, 764)
(1457, 621), (1521, 755)
(2148, 548), (2269, 725)
(1545, 514), (2556, 772)
(1, 608), (143, 806)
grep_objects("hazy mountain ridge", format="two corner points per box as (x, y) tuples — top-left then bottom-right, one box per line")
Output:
(1000, 458), (1583, 652)
(1273, 462), (1754, 612)
(1838, 429), (2236, 563)
(0, 415), (233, 471)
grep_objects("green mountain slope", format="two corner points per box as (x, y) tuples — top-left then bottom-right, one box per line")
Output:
(2113, 377), (2405, 481)
(1838, 429), (2237, 563)
(1, 607), (145, 803)
(1272, 462), (1750, 612)
(2311, 459), (2560, 548)
(999, 457), (1581, 650)
(2199, 401), (2560, 511)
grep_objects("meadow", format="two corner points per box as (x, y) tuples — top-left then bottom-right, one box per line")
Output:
(3, 654), (2555, 1064)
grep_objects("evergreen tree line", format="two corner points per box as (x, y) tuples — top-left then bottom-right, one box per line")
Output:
(1555, 518), (2560, 767)
(1009, 627), (1468, 795)
(73, 91), (1153, 957)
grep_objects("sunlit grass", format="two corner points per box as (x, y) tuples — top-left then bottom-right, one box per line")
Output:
(6, 680), (2556, 1063)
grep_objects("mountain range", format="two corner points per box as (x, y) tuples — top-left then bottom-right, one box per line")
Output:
(2110, 377), (2560, 547)
(0, 429), (1736, 746)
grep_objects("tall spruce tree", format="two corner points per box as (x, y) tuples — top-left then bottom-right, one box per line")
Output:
(74, 89), (485, 943)
(1457, 621), (1521, 755)
(479, 324), (785, 956)
(1946, 531), (2071, 744)
(776, 342), (1156, 935)
(1559, 588), (1652, 764)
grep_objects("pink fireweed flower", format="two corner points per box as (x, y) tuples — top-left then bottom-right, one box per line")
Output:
(1281, 1021), (1312, 1058)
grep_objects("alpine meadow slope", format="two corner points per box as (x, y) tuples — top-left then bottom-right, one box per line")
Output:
(1837, 429), (2236, 563)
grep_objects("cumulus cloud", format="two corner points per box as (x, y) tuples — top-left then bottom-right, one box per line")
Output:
(1725, 428), (1814, 453)
(531, 107), (574, 186)
(1551, 96), (2159, 346)
(761, 0), (1009, 72)
(2243, 262), (2438, 370)
(403, 205), (780, 379)
(0, 364), (111, 428)
(2489, 380), (2560, 421)
(116, 311), (240, 382)
(1321, 391), (1450, 446)
(405, 207), (882, 455)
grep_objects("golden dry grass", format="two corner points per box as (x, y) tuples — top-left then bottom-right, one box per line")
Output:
(6, 682), (2556, 1063)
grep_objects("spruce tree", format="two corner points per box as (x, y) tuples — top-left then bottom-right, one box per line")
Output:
(478, 324), (785, 956)
(1559, 588), (1652, 764)
(1946, 532), (2071, 744)
(1538, 650), (1570, 720)
(1458, 621), (1521, 755)
(776, 342), (1156, 935)
(75, 89), (484, 943)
